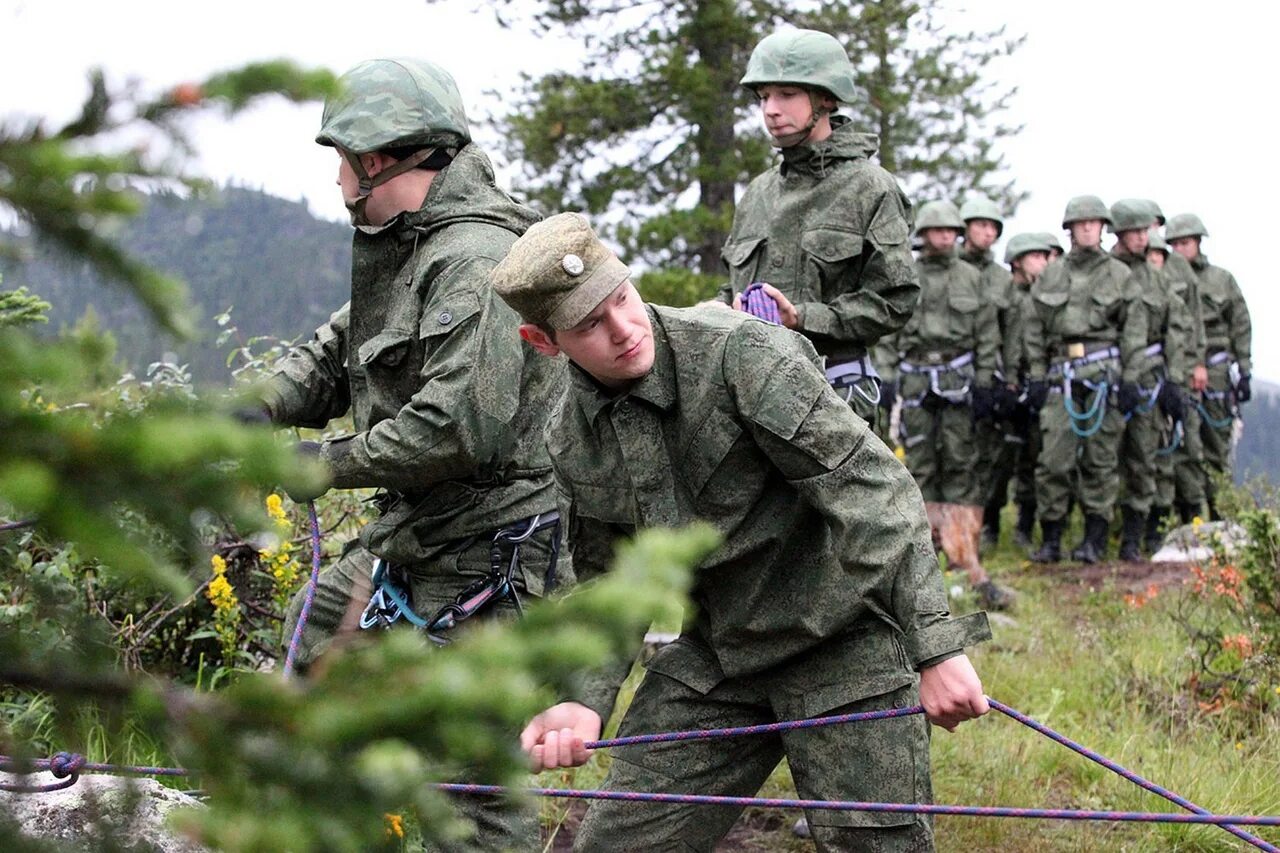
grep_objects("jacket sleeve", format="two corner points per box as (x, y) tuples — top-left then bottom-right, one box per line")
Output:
(996, 274), (1024, 384)
(1024, 285), (1049, 381)
(1227, 272), (1253, 374)
(1118, 268), (1149, 384)
(1162, 271), (1191, 385)
(321, 258), (524, 491)
(261, 303), (352, 428)
(794, 189), (921, 349)
(726, 322), (989, 668)
(972, 281), (1001, 388)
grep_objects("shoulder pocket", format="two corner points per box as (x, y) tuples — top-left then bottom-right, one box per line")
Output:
(723, 236), (765, 268)
(801, 227), (863, 263)
(419, 294), (482, 340)
(357, 330), (413, 368)
(1033, 289), (1069, 308)
(682, 407), (744, 496)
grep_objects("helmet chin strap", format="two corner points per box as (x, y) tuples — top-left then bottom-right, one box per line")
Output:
(341, 147), (439, 227)
(771, 91), (832, 149)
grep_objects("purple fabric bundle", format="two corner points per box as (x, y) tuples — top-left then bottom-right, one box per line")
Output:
(741, 282), (782, 325)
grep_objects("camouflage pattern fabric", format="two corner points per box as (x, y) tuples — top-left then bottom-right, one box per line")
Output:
(719, 116), (919, 423)
(739, 28), (859, 102)
(1024, 247), (1148, 522)
(315, 57), (470, 153)
(548, 304), (988, 850)
(1161, 250), (1208, 512)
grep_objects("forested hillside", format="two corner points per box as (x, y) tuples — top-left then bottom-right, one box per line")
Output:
(0, 185), (351, 381)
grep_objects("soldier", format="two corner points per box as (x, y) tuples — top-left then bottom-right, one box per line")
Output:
(1166, 213), (1253, 518)
(1108, 201), (1190, 560)
(882, 201), (1010, 608)
(249, 58), (561, 849)
(500, 212), (991, 852)
(1039, 232), (1066, 260)
(1024, 196), (1147, 564)
(999, 233), (1054, 548)
(720, 28), (919, 428)
(957, 196), (1021, 547)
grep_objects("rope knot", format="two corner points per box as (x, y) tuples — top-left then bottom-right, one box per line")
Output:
(50, 752), (85, 778)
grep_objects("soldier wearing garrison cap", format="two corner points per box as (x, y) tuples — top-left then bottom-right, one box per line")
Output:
(500, 212), (991, 853)
(246, 57), (562, 850)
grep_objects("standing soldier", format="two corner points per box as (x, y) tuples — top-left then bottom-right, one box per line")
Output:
(248, 58), (561, 850)
(1025, 196), (1147, 563)
(958, 196), (1021, 546)
(1166, 213), (1253, 518)
(882, 201), (1011, 607)
(500, 212), (991, 853)
(721, 28), (919, 428)
(1039, 232), (1066, 260)
(1000, 233), (1055, 548)
(1108, 200), (1189, 560)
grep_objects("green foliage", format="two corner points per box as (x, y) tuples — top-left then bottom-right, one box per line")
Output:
(489, 0), (1024, 284)
(0, 284), (51, 328)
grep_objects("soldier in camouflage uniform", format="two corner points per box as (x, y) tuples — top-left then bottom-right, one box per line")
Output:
(1039, 232), (1065, 260)
(1000, 233), (1054, 549)
(881, 201), (1011, 608)
(957, 196), (1022, 547)
(720, 29), (919, 429)
(1024, 196), (1148, 564)
(1167, 213), (1253, 518)
(251, 58), (562, 850)
(1108, 201), (1190, 560)
(498, 212), (991, 853)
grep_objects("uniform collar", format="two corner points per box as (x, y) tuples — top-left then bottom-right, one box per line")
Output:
(963, 246), (994, 267)
(572, 305), (676, 424)
(1191, 252), (1210, 271)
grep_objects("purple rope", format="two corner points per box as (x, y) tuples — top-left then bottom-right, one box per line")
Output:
(586, 704), (922, 749)
(987, 698), (1277, 851)
(740, 283), (782, 325)
(282, 500), (322, 679)
(437, 783), (1280, 827)
(0, 518), (36, 532)
(0, 752), (189, 793)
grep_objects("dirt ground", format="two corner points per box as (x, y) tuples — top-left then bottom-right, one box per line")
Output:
(546, 800), (803, 851)
(1024, 557), (1193, 601)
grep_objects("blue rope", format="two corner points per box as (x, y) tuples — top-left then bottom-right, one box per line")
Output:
(1197, 401), (1234, 430)
(1156, 421), (1184, 457)
(1064, 380), (1108, 438)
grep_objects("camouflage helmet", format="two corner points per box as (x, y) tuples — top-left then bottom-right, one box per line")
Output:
(1003, 232), (1053, 265)
(1146, 227), (1169, 254)
(913, 200), (965, 237)
(316, 58), (470, 154)
(959, 196), (1005, 237)
(1165, 213), (1209, 241)
(1061, 195), (1112, 228)
(1138, 198), (1166, 226)
(741, 29), (858, 104)
(1108, 198), (1156, 233)
(1038, 231), (1065, 254)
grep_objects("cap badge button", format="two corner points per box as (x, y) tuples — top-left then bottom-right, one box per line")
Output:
(562, 253), (585, 276)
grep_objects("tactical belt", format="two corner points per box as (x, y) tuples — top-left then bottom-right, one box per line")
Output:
(1047, 345), (1120, 379)
(825, 356), (882, 406)
(899, 351), (975, 406)
(358, 510), (561, 642)
(1206, 350), (1234, 368)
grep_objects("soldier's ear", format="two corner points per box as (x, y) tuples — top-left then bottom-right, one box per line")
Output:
(519, 324), (561, 357)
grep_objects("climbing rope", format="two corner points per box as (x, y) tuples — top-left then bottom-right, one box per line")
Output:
(1156, 420), (1184, 457)
(1197, 400), (1235, 431)
(281, 500), (323, 679)
(1063, 378), (1109, 438)
(740, 282), (782, 325)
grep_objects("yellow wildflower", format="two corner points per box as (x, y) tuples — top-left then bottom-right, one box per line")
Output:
(266, 493), (287, 526)
(1192, 516), (1204, 529)
(384, 813), (404, 839)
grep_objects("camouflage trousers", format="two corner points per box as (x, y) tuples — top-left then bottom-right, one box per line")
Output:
(1035, 389), (1125, 523)
(976, 416), (1024, 514)
(574, 678), (933, 853)
(900, 398), (979, 504)
(1170, 403), (1206, 511)
(282, 529), (560, 852)
(1199, 368), (1238, 515)
(1119, 406), (1159, 515)
(1014, 413), (1040, 509)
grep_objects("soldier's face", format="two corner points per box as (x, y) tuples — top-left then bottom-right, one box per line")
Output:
(1118, 228), (1149, 255)
(965, 220), (999, 251)
(1015, 251), (1050, 281)
(1169, 236), (1200, 262)
(1147, 249), (1166, 269)
(1068, 219), (1104, 249)
(550, 281), (655, 389)
(921, 228), (958, 253)
(758, 85), (816, 141)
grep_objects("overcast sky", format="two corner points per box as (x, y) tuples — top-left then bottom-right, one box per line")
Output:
(3, 0), (1276, 376)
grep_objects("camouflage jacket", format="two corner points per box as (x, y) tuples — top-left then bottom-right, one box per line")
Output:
(1111, 246), (1191, 385)
(261, 145), (562, 565)
(1163, 252), (1207, 365)
(1192, 253), (1252, 374)
(881, 252), (999, 387)
(719, 117), (919, 365)
(1024, 246), (1147, 384)
(961, 247), (1022, 382)
(552, 304), (989, 721)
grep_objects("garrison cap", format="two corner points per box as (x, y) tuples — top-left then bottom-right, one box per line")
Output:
(491, 212), (631, 331)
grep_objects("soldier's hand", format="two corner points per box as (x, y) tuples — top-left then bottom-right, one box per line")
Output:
(1190, 363), (1209, 392)
(283, 441), (331, 503)
(1026, 379), (1050, 412)
(758, 284), (799, 329)
(520, 702), (602, 771)
(1117, 381), (1144, 415)
(919, 654), (989, 732)
(1158, 382), (1187, 421)
(1236, 373), (1252, 403)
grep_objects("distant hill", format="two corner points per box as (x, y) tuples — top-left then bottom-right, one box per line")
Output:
(0, 185), (351, 382)
(1234, 379), (1280, 487)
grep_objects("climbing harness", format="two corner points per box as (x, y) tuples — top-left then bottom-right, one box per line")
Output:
(1047, 345), (1119, 438)
(826, 356), (882, 407)
(358, 512), (560, 643)
(898, 352), (974, 406)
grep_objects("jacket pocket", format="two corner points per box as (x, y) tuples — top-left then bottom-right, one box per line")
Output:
(722, 236), (766, 287)
(643, 636), (726, 695)
(358, 330), (413, 369)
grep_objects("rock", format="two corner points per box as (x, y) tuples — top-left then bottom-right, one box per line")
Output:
(1151, 521), (1249, 564)
(0, 772), (208, 852)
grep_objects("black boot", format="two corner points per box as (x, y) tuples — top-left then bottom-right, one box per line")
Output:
(1146, 506), (1169, 554)
(1030, 519), (1063, 563)
(982, 503), (1001, 548)
(1071, 514), (1110, 564)
(1177, 501), (1202, 524)
(1118, 507), (1144, 561)
(1014, 502), (1036, 548)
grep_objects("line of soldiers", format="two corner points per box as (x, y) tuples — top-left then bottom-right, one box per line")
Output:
(875, 195), (1252, 569)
